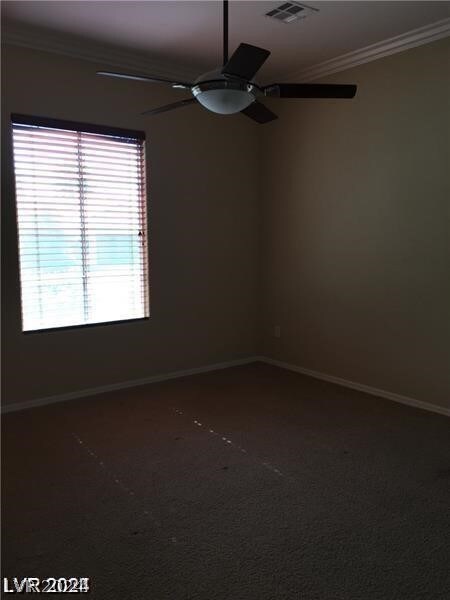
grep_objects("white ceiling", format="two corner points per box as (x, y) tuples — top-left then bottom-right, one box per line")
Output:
(2, 1), (450, 81)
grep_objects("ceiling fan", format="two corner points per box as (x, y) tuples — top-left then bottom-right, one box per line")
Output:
(97, 0), (357, 124)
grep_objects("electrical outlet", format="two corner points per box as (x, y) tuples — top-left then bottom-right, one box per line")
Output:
(274, 325), (281, 338)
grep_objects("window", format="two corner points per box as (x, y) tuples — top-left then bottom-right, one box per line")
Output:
(11, 114), (149, 332)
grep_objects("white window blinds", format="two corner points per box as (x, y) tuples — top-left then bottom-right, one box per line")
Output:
(12, 115), (149, 332)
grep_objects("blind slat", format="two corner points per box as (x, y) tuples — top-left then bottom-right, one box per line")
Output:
(13, 135), (141, 152)
(15, 166), (141, 179)
(16, 186), (144, 198)
(22, 293), (147, 306)
(14, 128), (142, 147)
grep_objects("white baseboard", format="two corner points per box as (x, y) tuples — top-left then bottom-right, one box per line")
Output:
(256, 356), (450, 418)
(3, 355), (448, 418)
(1, 356), (259, 414)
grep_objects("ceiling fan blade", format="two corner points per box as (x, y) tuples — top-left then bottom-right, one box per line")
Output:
(222, 43), (270, 80)
(241, 101), (278, 124)
(97, 71), (193, 89)
(264, 83), (357, 99)
(141, 98), (198, 116)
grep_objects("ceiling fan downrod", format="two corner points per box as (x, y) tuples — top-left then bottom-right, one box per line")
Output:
(223, 0), (229, 66)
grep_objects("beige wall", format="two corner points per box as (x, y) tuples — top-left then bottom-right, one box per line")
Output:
(260, 38), (450, 409)
(1, 46), (259, 406)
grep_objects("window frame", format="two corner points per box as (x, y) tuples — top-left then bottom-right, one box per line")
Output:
(11, 113), (150, 334)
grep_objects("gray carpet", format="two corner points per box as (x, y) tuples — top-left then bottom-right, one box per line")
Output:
(2, 362), (450, 599)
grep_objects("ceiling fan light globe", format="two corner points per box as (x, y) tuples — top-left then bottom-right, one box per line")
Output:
(195, 88), (254, 114)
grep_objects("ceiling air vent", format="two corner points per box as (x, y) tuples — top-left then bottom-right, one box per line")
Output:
(265, 2), (318, 24)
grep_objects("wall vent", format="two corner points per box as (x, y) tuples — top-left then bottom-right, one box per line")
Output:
(265, 2), (318, 24)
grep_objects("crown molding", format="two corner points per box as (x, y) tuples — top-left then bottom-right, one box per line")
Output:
(284, 17), (450, 82)
(2, 23), (198, 82)
(3, 17), (450, 84)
